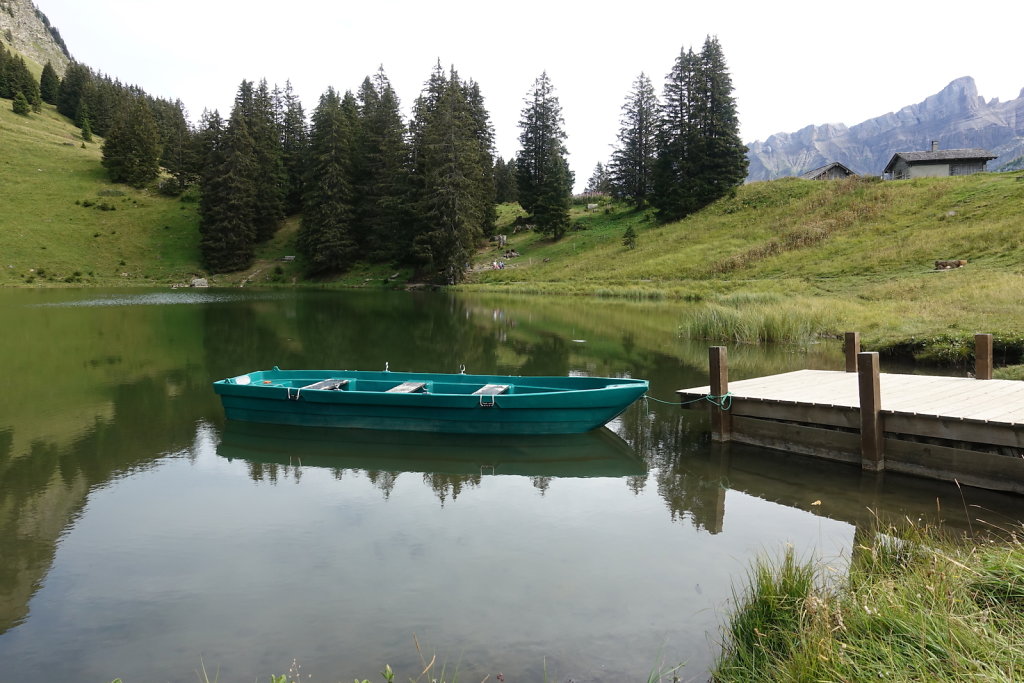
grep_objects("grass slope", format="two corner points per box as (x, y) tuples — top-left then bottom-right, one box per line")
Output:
(0, 97), (201, 286)
(468, 175), (1024, 360)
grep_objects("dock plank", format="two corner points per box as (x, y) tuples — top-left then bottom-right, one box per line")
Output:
(679, 370), (1024, 428)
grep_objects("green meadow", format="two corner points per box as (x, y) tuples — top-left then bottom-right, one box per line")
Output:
(469, 174), (1024, 363)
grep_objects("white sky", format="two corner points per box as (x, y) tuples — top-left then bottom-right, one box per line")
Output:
(37, 0), (1024, 192)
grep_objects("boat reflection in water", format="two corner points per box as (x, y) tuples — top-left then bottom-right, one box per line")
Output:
(216, 420), (647, 479)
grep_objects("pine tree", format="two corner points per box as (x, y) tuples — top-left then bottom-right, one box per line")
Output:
(653, 37), (747, 222)
(494, 156), (519, 204)
(409, 65), (494, 283)
(516, 72), (572, 239)
(585, 161), (611, 194)
(622, 224), (638, 249)
(154, 99), (194, 194)
(464, 79), (497, 236)
(101, 95), (162, 187)
(199, 107), (258, 272)
(355, 67), (414, 261)
(39, 61), (59, 104)
(80, 114), (92, 141)
(226, 80), (287, 242)
(12, 91), (30, 115)
(610, 73), (659, 208)
(653, 45), (700, 222)
(695, 36), (748, 203)
(278, 80), (308, 215)
(56, 61), (90, 122)
(298, 87), (358, 275)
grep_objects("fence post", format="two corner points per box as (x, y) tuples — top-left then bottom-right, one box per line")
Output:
(858, 351), (884, 471)
(709, 346), (731, 442)
(975, 333), (993, 380)
(845, 332), (861, 373)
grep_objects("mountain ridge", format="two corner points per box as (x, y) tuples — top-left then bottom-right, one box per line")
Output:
(0, 0), (70, 74)
(746, 76), (1024, 180)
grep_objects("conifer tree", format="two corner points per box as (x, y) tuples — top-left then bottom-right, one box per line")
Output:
(355, 67), (413, 261)
(143, 97), (194, 193)
(464, 79), (497, 236)
(653, 46), (700, 222)
(228, 79), (286, 242)
(694, 36), (748, 202)
(199, 108), (258, 272)
(516, 72), (572, 239)
(56, 61), (90, 122)
(622, 224), (638, 249)
(653, 37), (747, 222)
(12, 91), (30, 115)
(585, 161), (611, 195)
(610, 73), (659, 208)
(494, 157), (519, 204)
(278, 80), (308, 215)
(298, 87), (358, 275)
(101, 95), (162, 187)
(39, 61), (59, 104)
(409, 65), (494, 283)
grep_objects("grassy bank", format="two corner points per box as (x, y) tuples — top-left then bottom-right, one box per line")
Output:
(470, 174), (1024, 361)
(714, 524), (1024, 681)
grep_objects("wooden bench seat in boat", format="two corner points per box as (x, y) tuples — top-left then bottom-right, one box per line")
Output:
(386, 381), (427, 393)
(301, 379), (349, 391)
(473, 384), (509, 395)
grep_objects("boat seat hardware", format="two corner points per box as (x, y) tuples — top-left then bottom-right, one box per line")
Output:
(301, 379), (349, 391)
(473, 384), (509, 396)
(386, 382), (427, 393)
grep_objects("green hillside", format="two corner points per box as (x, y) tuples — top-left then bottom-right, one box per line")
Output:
(466, 174), (1024, 361)
(0, 97), (202, 286)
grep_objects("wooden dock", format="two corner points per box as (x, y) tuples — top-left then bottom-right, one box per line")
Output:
(678, 334), (1024, 494)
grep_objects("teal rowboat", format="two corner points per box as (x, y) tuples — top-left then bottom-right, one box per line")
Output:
(213, 367), (649, 434)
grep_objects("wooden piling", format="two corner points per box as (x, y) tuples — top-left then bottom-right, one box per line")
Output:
(858, 352), (884, 471)
(975, 333), (993, 380)
(844, 332), (860, 373)
(709, 346), (731, 442)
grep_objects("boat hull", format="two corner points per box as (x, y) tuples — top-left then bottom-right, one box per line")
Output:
(213, 368), (649, 435)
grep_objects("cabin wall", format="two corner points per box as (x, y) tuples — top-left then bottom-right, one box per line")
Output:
(908, 162), (951, 179)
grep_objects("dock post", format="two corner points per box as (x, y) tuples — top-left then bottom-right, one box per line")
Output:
(709, 346), (732, 442)
(844, 332), (861, 372)
(975, 333), (993, 380)
(857, 352), (884, 471)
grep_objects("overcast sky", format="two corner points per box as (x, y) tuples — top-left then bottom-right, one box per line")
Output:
(37, 0), (1024, 191)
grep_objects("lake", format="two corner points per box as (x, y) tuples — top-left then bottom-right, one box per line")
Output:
(1, 288), (1021, 682)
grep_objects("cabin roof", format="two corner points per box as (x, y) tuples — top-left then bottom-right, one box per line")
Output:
(799, 161), (857, 179)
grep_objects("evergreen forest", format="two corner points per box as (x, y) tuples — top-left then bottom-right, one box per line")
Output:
(8, 36), (747, 283)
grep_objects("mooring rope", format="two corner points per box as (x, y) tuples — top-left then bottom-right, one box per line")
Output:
(644, 392), (733, 410)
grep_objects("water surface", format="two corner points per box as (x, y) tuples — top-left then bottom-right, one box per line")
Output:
(0, 288), (1019, 682)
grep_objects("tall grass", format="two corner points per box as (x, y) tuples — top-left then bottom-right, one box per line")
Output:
(714, 524), (1024, 682)
(680, 295), (842, 344)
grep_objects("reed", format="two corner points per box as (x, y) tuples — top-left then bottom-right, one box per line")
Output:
(713, 524), (1024, 682)
(680, 296), (842, 344)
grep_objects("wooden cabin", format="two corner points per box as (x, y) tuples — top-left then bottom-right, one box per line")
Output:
(883, 141), (996, 179)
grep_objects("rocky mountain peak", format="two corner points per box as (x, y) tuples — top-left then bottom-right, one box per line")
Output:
(0, 0), (71, 74)
(746, 77), (1024, 180)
